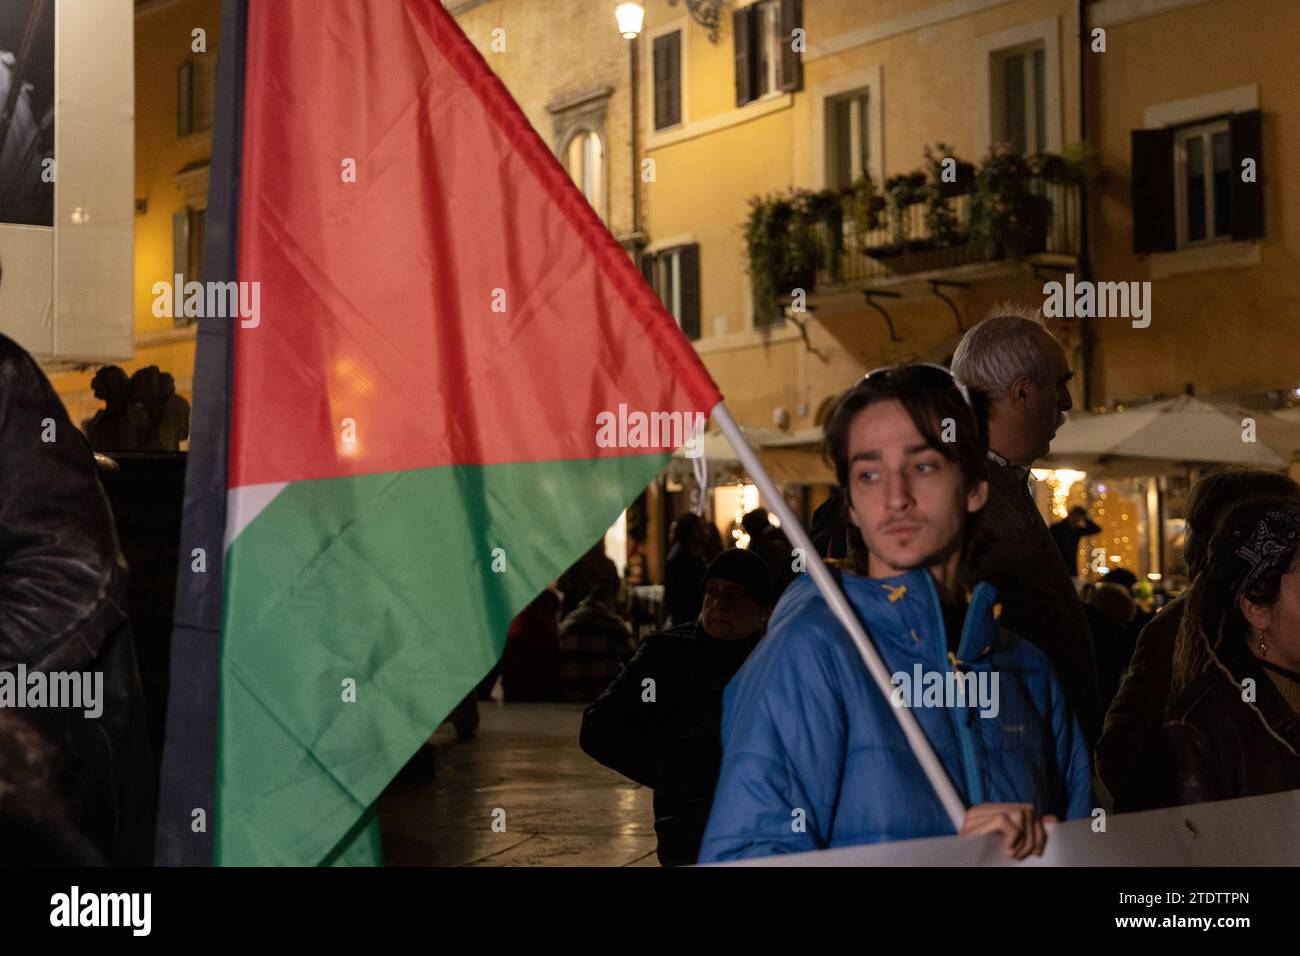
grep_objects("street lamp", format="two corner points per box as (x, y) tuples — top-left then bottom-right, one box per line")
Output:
(615, 2), (644, 39)
(616, 3), (645, 243)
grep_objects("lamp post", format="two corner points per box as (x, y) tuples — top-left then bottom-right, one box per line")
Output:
(615, 4), (644, 243)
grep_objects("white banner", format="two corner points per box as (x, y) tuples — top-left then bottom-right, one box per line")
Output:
(718, 788), (1300, 866)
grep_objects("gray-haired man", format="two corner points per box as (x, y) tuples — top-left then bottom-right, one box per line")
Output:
(951, 308), (1103, 746)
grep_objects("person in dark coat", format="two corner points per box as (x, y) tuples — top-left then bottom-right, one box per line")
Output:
(500, 586), (561, 702)
(82, 365), (130, 452)
(663, 513), (708, 626)
(1097, 467), (1299, 811)
(557, 588), (634, 704)
(809, 493), (850, 561)
(0, 711), (104, 865)
(742, 508), (796, 600)
(0, 333), (154, 864)
(952, 311), (1104, 746)
(1084, 582), (1136, 715)
(558, 541), (622, 618)
(1162, 498), (1300, 806)
(1049, 506), (1102, 580)
(580, 548), (773, 866)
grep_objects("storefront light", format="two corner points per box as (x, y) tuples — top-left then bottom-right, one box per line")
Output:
(713, 481), (760, 547)
(1031, 468), (1087, 518)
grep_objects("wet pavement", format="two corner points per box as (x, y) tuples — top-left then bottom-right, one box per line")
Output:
(378, 701), (659, 867)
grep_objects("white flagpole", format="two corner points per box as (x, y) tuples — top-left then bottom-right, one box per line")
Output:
(709, 401), (968, 831)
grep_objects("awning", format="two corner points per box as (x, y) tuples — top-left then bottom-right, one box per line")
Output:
(1044, 396), (1300, 468)
(669, 424), (833, 484)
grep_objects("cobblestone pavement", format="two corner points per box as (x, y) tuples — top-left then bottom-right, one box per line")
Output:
(378, 701), (659, 867)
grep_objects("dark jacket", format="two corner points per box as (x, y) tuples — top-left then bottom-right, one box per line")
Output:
(557, 596), (634, 704)
(1162, 635), (1300, 806)
(0, 334), (154, 864)
(961, 456), (1103, 745)
(663, 542), (705, 626)
(500, 589), (560, 702)
(1096, 595), (1184, 811)
(580, 621), (760, 866)
(1085, 603), (1135, 717)
(809, 494), (850, 560)
(747, 526), (796, 601)
(558, 549), (621, 618)
(1049, 516), (1101, 577)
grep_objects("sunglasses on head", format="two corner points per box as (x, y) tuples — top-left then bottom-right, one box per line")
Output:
(862, 362), (975, 413)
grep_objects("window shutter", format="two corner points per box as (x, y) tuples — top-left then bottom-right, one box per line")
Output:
(1229, 109), (1264, 241)
(193, 54), (217, 134)
(733, 6), (752, 107)
(653, 32), (681, 130)
(190, 207), (207, 284)
(173, 207), (190, 281)
(1131, 127), (1176, 254)
(177, 61), (193, 136)
(678, 245), (701, 341)
(173, 208), (191, 326)
(666, 33), (682, 127)
(653, 34), (669, 130)
(778, 0), (803, 93)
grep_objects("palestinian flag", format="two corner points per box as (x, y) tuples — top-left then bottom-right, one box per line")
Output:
(155, 0), (720, 866)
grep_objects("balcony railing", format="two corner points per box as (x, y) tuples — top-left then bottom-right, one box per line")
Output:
(814, 178), (1082, 289)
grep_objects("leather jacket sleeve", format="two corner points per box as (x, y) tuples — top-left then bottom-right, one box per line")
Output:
(1096, 602), (1181, 811)
(1162, 720), (1224, 807)
(0, 336), (128, 668)
(580, 635), (670, 790)
(580, 633), (711, 794)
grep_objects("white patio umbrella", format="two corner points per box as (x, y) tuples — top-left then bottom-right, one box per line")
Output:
(1047, 395), (1300, 467)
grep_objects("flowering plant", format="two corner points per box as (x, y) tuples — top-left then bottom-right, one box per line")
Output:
(923, 143), (972, 245)
(743, 186), (839, 320)
(969, 142), (1040, 259)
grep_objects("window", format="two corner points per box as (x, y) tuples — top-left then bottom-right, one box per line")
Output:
(733, 0), (802, 108)
(1131, 110), (1263, 254)
(565, 129), (605, 222)
(172, 206), (206, 328)
(652, 30), (682, 131)
(641, 244), (700, 341)
(1174, 121), (1232, 246)
(177, 53), (217, 137)
(992, 45), (1045, 154)
(755, 1), (779, 98)
(828, 89), (870, 190)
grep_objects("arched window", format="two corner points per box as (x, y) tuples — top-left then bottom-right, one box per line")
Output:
(564, 128), (605, 222)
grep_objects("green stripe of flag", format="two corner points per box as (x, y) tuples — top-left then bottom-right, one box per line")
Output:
(216, 452), (668, 865)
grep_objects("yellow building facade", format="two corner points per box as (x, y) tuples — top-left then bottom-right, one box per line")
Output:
(640, 0), (1087, 429)
(449, 0), (643, 251)
(483, 0), (1298, 585)
(48, 0), (220, 431)
(47, 0), (1296, 587)
(1088, 0), (1299, 402)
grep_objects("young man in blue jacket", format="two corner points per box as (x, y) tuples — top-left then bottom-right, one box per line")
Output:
(699, 364), (1094, 863)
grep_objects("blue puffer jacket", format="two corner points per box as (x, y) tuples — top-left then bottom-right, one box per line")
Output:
(698, 568), (1094, 862)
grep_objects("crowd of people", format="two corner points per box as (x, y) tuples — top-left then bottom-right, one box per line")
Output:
(579, 306), (1300, 865)
(4, 305), (1300, 868)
